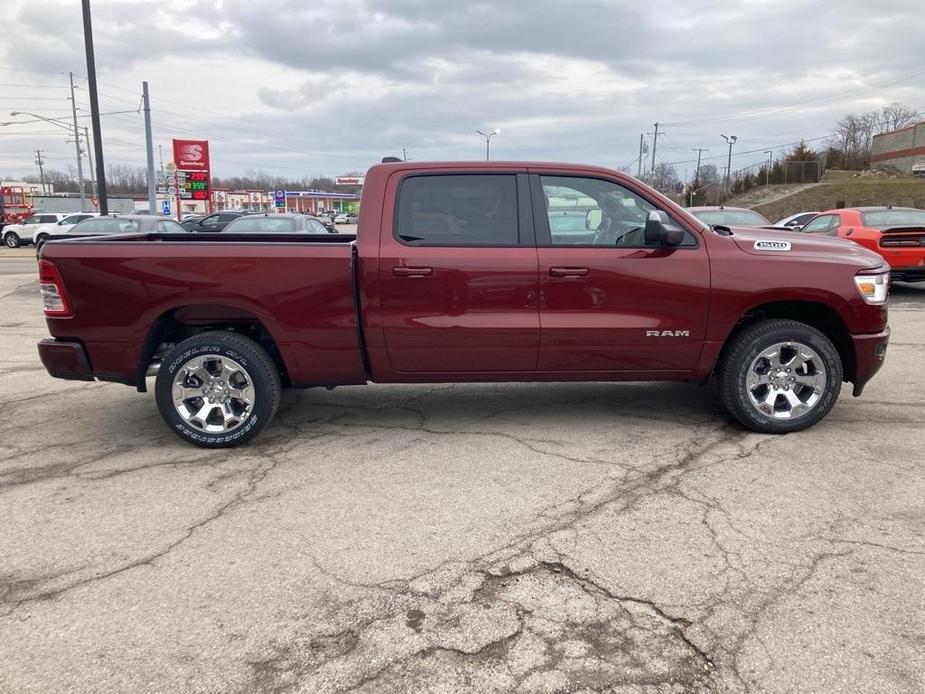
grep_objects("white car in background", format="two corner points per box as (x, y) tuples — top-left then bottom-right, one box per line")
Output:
(32, 212), (100, 247)
(3, 212), (69, 248)
(774, 211), (819, 230)
(333, 212), (349, 224)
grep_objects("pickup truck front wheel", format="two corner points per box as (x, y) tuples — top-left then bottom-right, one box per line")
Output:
(718, 319), (842, 434)
(155, 331), (281, 448)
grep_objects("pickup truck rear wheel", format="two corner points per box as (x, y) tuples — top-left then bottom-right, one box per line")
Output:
(155, 331), (281, 448)
(717, 319), (842, 434)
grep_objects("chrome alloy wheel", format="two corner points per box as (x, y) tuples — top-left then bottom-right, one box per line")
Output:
(745, 341), (827, 420)
(171, 355), (255, 433)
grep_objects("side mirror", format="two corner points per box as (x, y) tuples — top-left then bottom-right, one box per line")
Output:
(643, 211), (685, 246)
(585, 209), (603, 230)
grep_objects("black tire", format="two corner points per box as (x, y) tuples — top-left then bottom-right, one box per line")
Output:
(155, 331), (281, 448)
(717, 319), (842, 434)
(4, 232), (20, 248)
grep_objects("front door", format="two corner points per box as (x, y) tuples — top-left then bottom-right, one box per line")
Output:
(532, 173), (709, 374)
(378, 171), (540, 374)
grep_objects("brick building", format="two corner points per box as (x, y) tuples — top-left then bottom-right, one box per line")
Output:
(871, 121), (925, 175)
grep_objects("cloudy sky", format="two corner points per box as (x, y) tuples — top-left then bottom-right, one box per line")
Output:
(1, 0), (923, 182)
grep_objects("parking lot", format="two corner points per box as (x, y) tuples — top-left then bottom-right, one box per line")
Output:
(0, 251), (923, 693)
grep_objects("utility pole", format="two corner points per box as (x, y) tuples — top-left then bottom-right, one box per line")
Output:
(68, 72), (87, 212)
(649, 122), (660, 174)
(83, 126), (97, 198)
(82, 0), (108, 215)
(143, 81), (156, 215)
(763, 150), (773, 186)
(637, 134), (645, 178)
(158, 144), (164, 173)
(691, 148), (708, 186)
(402, 147), (407, 162)
(721, 134), (737, 195)
(34, 150), (47, 194)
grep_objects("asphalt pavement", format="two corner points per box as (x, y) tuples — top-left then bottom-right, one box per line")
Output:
(0, 254), (922, 693)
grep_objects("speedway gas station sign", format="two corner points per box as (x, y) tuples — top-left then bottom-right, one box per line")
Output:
(171, 139), (212, 211)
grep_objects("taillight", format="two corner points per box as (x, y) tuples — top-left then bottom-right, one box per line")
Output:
(38, 259), (72, 317)
(880, 237), (921, 247)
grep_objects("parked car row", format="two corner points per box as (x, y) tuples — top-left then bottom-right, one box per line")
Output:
(688, 205), (925, 283)
(32, 212), (340, 252)
(3, 212), (100, 248)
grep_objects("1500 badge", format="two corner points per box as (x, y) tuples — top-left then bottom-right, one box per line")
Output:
(754, 240), (791, 251)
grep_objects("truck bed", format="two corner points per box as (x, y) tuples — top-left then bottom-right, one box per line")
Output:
(40, 233), (367, 389)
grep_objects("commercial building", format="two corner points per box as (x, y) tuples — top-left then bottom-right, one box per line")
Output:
(871, 121), (925, 175)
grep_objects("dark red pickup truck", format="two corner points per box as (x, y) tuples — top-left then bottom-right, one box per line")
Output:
(38, 161), (891, 447)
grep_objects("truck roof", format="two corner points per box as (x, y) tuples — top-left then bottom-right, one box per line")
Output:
(368, 160), (629, 176)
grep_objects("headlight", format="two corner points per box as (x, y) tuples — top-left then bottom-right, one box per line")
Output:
(854, 272), (889, 304)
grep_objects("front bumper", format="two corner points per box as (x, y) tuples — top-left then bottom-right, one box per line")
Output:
(38, 338), (94, 381)
(850, 328), (890, 396)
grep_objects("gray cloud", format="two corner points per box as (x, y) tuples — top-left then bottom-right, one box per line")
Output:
(1, 0), (923, 179)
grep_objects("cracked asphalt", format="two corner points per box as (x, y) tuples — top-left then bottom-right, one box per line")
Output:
(0, 254), (923, 693)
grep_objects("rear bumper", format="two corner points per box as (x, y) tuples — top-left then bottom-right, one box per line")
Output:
(890, 266), (925, 282)
(37, 338), (94, 381)
(850, 328), (890, 396)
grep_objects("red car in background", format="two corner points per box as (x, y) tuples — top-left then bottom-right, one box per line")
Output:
(798, 207), (925, 282)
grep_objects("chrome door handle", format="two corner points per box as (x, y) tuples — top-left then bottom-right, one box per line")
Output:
(549, 266), (589, 277)
(393, 266), (434, 277)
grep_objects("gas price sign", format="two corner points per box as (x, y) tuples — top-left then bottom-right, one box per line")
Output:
(186, 171), (210, 200)
(175, 171), (211, 200)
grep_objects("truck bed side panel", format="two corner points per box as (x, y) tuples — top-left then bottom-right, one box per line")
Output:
(43, 241), (367, 387)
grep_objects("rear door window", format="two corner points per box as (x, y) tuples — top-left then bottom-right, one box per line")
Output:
(395, 174), (519, 246)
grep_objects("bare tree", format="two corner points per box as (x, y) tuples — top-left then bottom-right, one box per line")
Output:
(648, 163), (680, 195)
(877, 102), (919, 133)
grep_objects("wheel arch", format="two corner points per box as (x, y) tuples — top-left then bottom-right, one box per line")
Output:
(136, 304), (290, 391)
(718, 299), (856, 384)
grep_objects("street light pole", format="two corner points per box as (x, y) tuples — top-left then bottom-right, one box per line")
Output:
(68, 72), (86, 211)
(720, 134), (737, 196)
(476, 128), (500, 160)
(763, 150), (773, 186)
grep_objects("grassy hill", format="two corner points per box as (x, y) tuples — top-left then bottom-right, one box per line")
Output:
(747, 171), (925, 222)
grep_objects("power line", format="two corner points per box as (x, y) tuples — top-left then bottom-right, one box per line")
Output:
(664, 66), (925, 128)
(663, 134), (831, 166)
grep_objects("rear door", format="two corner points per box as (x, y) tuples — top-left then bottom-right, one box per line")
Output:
(532, 172), (709, 373)
(378, 170), (540, 374)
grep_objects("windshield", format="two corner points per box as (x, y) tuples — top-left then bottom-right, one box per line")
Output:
(73, 218), (140, 234)
(691, 209), (770, 227)
(224, 217), (296, 233)
(861, 209), (925, 229)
